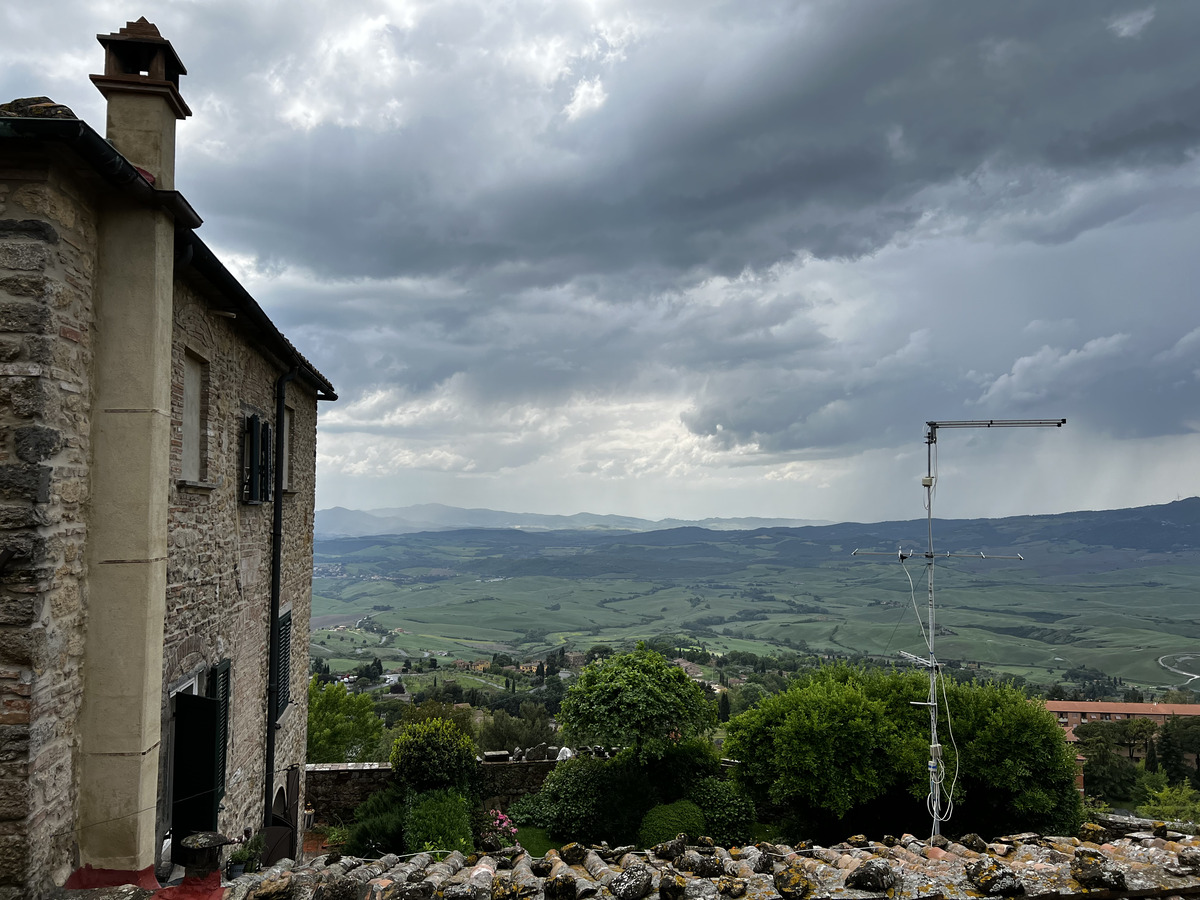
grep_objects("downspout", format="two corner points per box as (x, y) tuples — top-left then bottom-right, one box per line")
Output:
(265, 366), (299, 829)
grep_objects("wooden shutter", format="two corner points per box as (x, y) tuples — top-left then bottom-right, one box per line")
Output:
(209, 660), (231, 800)
(243, 414), (262, 503)
(275, 611), (292, 719)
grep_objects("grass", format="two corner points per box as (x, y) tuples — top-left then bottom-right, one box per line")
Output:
(309, 523), (1200, 690)
(515, 826), (557, 856)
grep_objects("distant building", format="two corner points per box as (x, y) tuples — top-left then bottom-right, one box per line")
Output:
(1045, 700), (1200, 750)
(672, 658), (705, 679)
(0, 19), (334, 897)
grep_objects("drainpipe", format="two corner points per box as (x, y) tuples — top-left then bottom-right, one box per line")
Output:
(265, 366), (298, 829)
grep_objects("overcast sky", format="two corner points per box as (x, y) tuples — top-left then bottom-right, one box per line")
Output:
(6, 1), (1200, 523)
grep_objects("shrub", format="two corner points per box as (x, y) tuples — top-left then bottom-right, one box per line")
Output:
(726, 665), (1082, 838)
(507, 790), (552, 828)
(390, 718), (477, 794)
(638, 800), (706, 848)
(1137, 782), (1200, 823)
(687, 776), (756, 847)
(405, 789), (474, 853)
(645, 738), (722, 804)
(537, 753), (653, 845)
(344, 783), (407, 856)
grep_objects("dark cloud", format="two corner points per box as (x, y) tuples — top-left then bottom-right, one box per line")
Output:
(5, 0), (1200, 518)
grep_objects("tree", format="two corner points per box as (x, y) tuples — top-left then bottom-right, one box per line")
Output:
(726, 666), (1081, 838)
(584, 644), (613, 663)
(1158, 717), (1194, 785)
(718, 691), (731, 723)
(1076, 723), (1137, 803)
(307, 676), (384, 763)
(559, 648), (715, 760)
(1137, 782), (1200, 822)
(479, 702), (555, 752)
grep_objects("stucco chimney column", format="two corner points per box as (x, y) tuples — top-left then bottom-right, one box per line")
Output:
(77, 19), (189, 874)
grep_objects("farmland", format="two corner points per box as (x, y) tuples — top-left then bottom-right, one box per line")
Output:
(310, 498), (1200, 690)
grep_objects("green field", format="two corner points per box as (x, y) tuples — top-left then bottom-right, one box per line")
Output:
(309, 500), (1200, 689)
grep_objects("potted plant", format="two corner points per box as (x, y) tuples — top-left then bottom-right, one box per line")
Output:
(226, 831), (265, 878)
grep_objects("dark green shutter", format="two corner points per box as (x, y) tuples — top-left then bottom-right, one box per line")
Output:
(275, 611), (292, 719)
(209, 660), (231, 800)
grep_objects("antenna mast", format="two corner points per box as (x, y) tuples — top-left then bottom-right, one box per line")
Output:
(856, 417), (1065, 839)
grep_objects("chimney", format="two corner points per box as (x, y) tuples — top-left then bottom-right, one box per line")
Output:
(89, 17), (190, 189)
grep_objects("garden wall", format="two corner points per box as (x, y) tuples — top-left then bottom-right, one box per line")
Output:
(305, 757), (559, 823)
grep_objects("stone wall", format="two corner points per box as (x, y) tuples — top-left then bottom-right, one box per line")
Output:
(0, 146), (322, 896)
(305, 763), (394, 824)
(0, 160), (99, 897)
(305, 758), (560, 824)
(479, 760), (558, 811)
(158, 278), (319, 850)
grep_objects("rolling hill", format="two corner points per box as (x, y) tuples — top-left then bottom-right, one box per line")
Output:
(309, 498), (1200, 690)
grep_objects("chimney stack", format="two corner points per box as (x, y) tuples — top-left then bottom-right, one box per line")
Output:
(90, 17), (190, 189)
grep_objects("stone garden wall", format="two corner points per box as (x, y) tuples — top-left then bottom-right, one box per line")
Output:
(305, 755), (560, 823)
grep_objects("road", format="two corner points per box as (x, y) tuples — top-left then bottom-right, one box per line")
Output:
(1158, 654), (1200, 685)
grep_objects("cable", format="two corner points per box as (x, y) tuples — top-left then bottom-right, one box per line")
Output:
(938, 666), (962, 823)
(51, 763), (301, 842)
(882, 565), (918, 657)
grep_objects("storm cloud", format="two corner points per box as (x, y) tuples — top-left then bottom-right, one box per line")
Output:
(6, 0), (1199, 520)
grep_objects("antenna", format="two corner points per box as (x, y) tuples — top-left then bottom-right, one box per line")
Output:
(853, 417), (1065, 839)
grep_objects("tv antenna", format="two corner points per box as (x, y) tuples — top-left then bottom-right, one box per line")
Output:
(853, 417), (1065, 838)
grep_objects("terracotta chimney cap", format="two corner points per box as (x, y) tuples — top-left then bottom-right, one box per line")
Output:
(91, 17), (190, 119)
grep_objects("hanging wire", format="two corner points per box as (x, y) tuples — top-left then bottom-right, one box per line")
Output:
(938, 666), (962, 822)
(50, 763), (301, 842)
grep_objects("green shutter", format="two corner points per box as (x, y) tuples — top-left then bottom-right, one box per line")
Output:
(275, 611), (292, 720)
(209, 660), (231, 800)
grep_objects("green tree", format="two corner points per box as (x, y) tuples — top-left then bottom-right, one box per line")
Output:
(479, 702), (555, 752)
(1137, 782), (1200, 822)
(559, 648), (715, 760)
(1158, 717), (1194, 785)
(726, 668), (918, 818)
(1076, 723), (1137, 803)
(726, 666), (1081, 837)
(718, 691), (731, 723)
(390, 718), (477, 794)
(585, 644), (614, 663)
(307, 676), (384, 763)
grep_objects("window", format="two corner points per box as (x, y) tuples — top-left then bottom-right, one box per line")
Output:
(241, 414), (272, 504)
(273, 611), (292, 720)
(210, 660), (231, 800)
(182, 352), (208, 482)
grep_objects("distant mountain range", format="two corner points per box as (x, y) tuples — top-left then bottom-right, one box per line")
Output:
(314, 503), (832, 538)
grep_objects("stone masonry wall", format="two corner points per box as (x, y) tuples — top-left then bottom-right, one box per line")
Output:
(160, 277), (318, 854)
(304, 763), (394, 824)
(305, 759), (559, 824)
(0, 159), (99, 898)
(479, 760), (558, 812)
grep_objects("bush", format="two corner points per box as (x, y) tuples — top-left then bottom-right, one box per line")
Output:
(390, 718), (478, 794)
(638, 800), (706, 848)
(405, 789), (474, 853)
(344, 783), (407, 856)
(536, 753), (653, 845)
(507, 790), (553, 828)
(726, 665), (1082, 839)
(687, 777), (756, 847)
(645, 738), (722, 803)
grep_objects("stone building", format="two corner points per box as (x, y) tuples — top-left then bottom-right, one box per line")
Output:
(0, 18), (335, 898)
